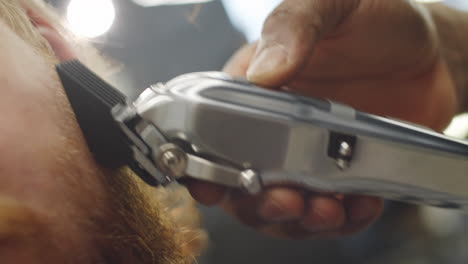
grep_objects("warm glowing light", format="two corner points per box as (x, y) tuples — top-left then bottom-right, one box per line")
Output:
(131, 0), (214, 7)
(67, 0), (116, 38)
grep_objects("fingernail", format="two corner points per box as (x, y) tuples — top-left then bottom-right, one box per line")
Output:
(259, 198), (295, 222)
(247, 42), (288, 81)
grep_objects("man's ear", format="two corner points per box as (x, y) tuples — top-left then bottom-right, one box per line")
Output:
(26, 8), (76, 61)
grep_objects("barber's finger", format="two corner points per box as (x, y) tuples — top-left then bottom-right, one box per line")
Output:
(258, 196), (345, 239)
(259, 196), (380, 239)
(300, 195), (345, 232)
(222, 187), (305, 228)
(247, 0), (359, 86)
(258, 188), (305, 222)
(223, 42), (258, 77)
(186, 180), (227, 206)
(340, 195), (384, 235)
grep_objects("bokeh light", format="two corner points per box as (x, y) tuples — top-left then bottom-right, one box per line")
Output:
(67, 0), (116, 38)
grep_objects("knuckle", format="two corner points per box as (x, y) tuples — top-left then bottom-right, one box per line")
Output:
(263, 1), (329, 39)
(262, 7), (292, 35)
(264, 6), (321, 41)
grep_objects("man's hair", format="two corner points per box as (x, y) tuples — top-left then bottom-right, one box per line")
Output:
(0, 1), (207, 263)
(1, 0), (113, 73)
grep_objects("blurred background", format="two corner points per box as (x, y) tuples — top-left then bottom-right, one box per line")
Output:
(45, 0), (468, 263)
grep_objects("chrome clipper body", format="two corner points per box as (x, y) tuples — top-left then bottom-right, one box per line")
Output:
(57, 60), (468, 210)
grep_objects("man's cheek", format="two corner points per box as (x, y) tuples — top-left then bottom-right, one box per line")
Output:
(0, 75), (65, 204)
(0, 106), (62, 196)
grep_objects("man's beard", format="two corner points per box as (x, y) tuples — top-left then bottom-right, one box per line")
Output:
(11, 46), (204, 264)
(0, 1), (206, 263)
(87, 168), (203, 264)
(40, 30), (205, 264)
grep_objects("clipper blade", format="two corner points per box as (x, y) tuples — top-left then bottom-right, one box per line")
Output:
(56, 60), (133, 168)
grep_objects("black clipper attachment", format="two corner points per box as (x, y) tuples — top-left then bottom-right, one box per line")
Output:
(56, 60), (159, 186)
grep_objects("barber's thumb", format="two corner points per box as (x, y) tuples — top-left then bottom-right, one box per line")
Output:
(245, 1), (322, 86)
(246, 39), (287, 86)
(246, 0), (355, 87)
(246, 7), (320, 87)
(246, 32), (301, 87)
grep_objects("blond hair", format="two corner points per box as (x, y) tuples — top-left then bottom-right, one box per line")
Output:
(1, 0), (113, 74)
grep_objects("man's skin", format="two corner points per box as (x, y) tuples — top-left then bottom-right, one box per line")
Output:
(0, 1), (205, 263)
(1, 0), (468, 262)
(189, 0), (467, 239)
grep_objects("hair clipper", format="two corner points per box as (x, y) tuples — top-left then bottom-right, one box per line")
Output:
(56, 60), (468, 210)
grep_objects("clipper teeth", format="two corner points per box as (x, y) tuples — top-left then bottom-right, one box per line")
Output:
(56, 60), (126, 107)
(56, 60), (133, 168)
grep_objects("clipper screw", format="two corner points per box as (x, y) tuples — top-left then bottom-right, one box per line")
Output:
(336, 141), (352, 170)
(157, 144), (188, 178)
(240, 170), (262, 194)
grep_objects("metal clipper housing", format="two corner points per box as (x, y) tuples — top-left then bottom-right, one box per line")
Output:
(57, 60), (468, 210)
(135, 72), (468, 209)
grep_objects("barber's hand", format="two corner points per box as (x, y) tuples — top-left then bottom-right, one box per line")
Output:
(187, 0), (458, 239)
